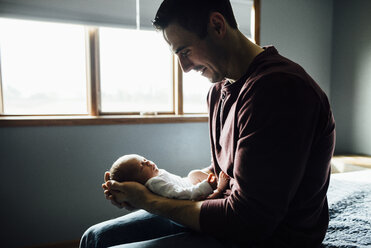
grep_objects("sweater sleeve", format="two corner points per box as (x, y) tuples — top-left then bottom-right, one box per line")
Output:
(147, 177), (214, 200)
(200, 75), (328, 244)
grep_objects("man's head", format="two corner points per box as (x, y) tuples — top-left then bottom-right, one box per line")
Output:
(154, 0), (240, 83)
(110, 154), (159, 184)
(153, 0), (237, 39)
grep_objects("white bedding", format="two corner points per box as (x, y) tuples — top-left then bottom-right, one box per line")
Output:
(323, 170), (371, 247)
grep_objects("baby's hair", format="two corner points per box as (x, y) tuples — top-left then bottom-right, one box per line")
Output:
(110, 162), (126, 182)
(109, 154), (141, 182)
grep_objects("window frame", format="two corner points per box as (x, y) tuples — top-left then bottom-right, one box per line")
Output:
(0, 0), (260, 126)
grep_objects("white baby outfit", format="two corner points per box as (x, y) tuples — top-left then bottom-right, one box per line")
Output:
(145, 169), (213, 200)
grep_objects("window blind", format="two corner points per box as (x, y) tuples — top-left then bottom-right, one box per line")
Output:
(0, 0), (160, 29)
(0, 0), (253, 34)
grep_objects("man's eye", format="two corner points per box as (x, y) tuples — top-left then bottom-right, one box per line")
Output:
(181, 50), (190, 57)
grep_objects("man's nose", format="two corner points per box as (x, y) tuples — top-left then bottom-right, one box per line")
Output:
(178, 56), (193, 73)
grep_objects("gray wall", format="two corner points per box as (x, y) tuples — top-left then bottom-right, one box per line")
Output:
(260, 0), (333, 95)
(0, 123), (211, 247)
(330, 0), (371, 155)
(1, 0), (371, 247)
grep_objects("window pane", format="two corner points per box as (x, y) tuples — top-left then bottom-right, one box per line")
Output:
(99, 28), (173, 113)
(183, 71), (211, 113)
(0, 18), (87, 115)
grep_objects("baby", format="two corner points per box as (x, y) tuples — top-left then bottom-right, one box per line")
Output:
(109, 154), (230, 201)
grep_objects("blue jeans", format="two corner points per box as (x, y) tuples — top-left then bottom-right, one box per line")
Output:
(80, 210), (242, 248)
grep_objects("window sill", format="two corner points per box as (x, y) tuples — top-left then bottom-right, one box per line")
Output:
(0, 114), (208, 127)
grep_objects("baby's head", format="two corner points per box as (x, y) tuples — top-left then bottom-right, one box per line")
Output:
(110, 154), (159, 184)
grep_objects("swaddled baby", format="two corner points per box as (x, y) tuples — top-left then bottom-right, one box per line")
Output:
(109, 154), (230, 200)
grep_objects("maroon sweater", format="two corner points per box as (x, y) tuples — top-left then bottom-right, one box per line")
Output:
(200, 47), (335, 247)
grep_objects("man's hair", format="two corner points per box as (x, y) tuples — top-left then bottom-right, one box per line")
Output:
(152, 0), (238, 39)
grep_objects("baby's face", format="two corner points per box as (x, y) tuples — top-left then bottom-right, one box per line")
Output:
(112, 154), (159, 184)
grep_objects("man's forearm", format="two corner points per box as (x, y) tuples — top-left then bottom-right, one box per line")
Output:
(105, 179), (204, 231)
(143, 193), (203, 231)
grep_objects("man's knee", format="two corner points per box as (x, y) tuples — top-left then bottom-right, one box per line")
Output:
(79, 210), (185, 248)
(80, 224), (101, 248)
(79, 213), (145, 248)
(80, 220), (118, 248)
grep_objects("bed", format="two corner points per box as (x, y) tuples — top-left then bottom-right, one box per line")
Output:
(322, 169), (371, 247)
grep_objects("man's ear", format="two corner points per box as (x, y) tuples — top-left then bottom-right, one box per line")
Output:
(209, 12), (227, 37)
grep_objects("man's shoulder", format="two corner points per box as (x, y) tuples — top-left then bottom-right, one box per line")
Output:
(245, 46), (309, 85)
(241, 53), (323, 104)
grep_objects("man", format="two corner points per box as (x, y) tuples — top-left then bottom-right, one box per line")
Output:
(80, 0), (335, 247)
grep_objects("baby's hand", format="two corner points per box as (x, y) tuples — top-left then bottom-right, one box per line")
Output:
(207, 173), (218, 190)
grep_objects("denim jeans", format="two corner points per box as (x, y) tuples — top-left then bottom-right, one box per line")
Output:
(80, 210), (242, 248)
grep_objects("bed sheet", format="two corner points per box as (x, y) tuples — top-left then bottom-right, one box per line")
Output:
(322, 170), (371, 248)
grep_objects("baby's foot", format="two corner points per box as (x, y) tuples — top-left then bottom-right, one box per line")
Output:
(217, 171), (230, 191)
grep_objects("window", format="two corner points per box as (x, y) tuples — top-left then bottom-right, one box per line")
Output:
(183, 71), (211, 114)
(99, 27), (173, 114)
(0, 0), (259, 125)
(0, 18), (87, 115)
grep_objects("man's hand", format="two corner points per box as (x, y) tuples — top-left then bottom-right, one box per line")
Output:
(102, 171), (122, 208)
(102, 172), (203, 231)
(107, 180), (152, 210)
(102, 171), (139, 210)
